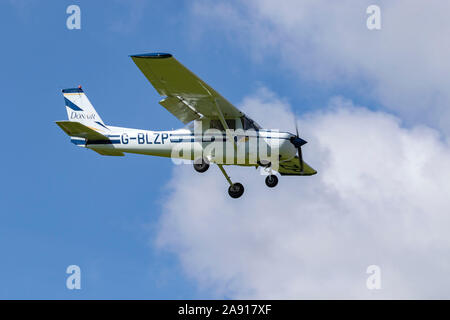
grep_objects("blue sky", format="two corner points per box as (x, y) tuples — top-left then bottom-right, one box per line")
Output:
(0, 0), (218, 299)
(0, 0), (332, 299)
(2, 0), (450, 299)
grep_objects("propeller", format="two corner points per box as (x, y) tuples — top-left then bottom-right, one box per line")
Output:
(289, 119), (308, 173)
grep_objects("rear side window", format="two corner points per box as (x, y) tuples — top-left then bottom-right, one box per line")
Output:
(210, 119), (237, 130)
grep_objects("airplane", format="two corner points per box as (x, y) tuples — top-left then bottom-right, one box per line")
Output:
(56, 52), (316, 198)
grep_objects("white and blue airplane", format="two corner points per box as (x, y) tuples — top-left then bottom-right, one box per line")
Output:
(56, 53), (316, 198)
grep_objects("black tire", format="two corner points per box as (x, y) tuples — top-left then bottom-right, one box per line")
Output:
(193, 158), (210, 173)
(228, 183), (244, 199)
(265, 175), (278, 188)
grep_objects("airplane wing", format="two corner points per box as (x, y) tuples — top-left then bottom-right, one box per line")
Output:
(130, 53), (244, 124)
(277, 157), (317, 176)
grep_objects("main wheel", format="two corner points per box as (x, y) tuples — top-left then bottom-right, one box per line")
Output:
(193, 158), (209, 173)
(228, 183), (244, 199)
(265, 175), (278, 188)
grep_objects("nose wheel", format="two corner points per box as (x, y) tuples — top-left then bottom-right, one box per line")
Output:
(265, 175), (278, 188)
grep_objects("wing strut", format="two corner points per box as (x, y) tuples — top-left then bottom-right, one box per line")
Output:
(214, 99), (237, 150)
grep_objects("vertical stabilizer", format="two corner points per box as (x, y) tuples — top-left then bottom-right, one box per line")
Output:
(62, 87), (108, 131)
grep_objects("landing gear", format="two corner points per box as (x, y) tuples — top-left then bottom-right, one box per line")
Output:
(228, 183), (245, 199)
(265, 175), (278, 188)
(217, 164), (244, 199)
(193, 157), (209, 173)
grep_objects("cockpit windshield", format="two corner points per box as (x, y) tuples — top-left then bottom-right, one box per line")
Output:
(184, 121), (195, 130)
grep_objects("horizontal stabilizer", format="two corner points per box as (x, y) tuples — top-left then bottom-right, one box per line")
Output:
(55, 121), (108, 140)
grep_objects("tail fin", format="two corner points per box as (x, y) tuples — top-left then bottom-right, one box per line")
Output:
(62, 87), (109, 131)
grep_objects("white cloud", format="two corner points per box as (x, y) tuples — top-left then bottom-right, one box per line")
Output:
(109, 0), (147, 34)
(154, 1), (450, 299)
(156, 89), (450, 299)
(190, 0), (450, 132)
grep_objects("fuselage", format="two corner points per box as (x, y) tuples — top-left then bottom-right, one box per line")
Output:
(74, 126), (298, 166)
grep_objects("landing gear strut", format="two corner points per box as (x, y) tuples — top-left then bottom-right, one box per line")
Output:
(217, 164), (244, 199)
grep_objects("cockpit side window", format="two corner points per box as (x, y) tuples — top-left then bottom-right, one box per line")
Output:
(241, 116), (261, 130)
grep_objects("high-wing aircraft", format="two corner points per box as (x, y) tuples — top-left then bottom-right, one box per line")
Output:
(56, 53), (316, 198)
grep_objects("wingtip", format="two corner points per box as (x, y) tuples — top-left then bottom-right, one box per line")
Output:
(129, 52), (172, 59)
(62, 87), (84, 93)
